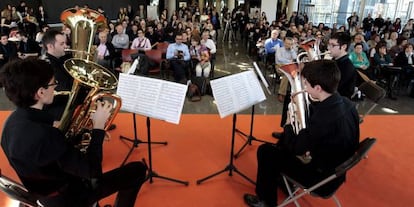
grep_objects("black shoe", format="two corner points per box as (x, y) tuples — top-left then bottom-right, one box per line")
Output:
(243, 194), (268, 207)
(108, 124), (116, 131)
(272, 131), (283, 139)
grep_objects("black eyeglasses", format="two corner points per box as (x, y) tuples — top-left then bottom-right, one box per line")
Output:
(44, 80), (58, 88)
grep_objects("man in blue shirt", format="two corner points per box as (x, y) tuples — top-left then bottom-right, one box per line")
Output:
(166, 32), (191, 83)
(264, 29), (284, 65)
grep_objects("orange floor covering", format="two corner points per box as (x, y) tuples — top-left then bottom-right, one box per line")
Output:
(0, 112), (413, 207)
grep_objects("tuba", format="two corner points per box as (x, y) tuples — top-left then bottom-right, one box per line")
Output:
(58, 8), (122, 152)
(278, 63), (309, 135)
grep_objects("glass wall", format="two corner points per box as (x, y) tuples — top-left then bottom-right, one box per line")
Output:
(303, 0), (414, 27)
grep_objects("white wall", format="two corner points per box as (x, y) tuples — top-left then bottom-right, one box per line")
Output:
(261, 0), (277, 22)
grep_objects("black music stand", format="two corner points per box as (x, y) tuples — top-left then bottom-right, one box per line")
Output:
(196, 114), (255, 185)
(145, 117), (189, 185)
(119, 113), (167, 166)
(234, 105), (273, 158)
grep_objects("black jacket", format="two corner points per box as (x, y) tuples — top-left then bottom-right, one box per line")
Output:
(1, 107), (105, 195)
(283, 93), (360, 194)
(335, 55), (357, 98)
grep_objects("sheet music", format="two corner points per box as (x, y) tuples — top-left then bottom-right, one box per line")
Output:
(253, 62), (272, 95)
(117, 74), (187, 124)
(211, 71), (266, 118)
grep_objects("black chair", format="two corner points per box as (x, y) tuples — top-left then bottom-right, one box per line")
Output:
(278, 137), (377, 207)
(357, 71), (386, 123)
(0, 169), (40, 207)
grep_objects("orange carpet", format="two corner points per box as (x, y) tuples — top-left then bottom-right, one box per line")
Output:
(0, 112), (413, 207)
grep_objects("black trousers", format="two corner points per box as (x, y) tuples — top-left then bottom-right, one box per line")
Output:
(169, 59), (189, 83)
(255, 144), (344, 206)
(39, 162), (147, 207)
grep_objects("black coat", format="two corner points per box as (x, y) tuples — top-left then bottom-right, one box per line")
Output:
(335, 55), (357, 98)
(1, 107), (105, 195)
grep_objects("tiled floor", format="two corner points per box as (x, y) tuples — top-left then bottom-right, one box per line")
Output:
(1, 39), (413, 115)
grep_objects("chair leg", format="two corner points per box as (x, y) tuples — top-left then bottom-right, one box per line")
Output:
(332, 195), (342, 207)
(279, 176), (301, 207)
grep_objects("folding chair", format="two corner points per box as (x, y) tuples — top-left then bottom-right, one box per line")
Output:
(357, 71), (386, 123)
(0, 169), (41, 207)
(278, 137), (377, 207)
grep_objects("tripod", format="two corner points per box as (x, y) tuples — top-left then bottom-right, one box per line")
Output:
(120, 113), (167, 166)
(234, 105), (273, 158)
(196, 114), (255, 185)
(145, 117), (189, 185)
(222, 20), (236, 43)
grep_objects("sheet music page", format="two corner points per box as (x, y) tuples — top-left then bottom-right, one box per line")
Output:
(117, 74), (187, 124)
(211, 71), (266, 118)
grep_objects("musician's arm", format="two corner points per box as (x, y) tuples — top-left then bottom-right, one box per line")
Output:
(282, 125), (311, 155)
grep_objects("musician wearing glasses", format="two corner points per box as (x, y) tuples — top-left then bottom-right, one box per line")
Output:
(244, 60), (360, 207)
(0, 58), (147, 207)
(328, 32), (356, 99)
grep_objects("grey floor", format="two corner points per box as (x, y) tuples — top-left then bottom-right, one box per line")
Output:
(1, 39), (413, 115)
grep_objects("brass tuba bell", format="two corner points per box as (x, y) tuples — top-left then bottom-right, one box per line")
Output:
(58, 8), (121, 152)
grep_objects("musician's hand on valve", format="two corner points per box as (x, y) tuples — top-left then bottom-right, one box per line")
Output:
(92, 100), (112, 130)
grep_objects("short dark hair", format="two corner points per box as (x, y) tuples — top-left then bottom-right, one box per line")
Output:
(42, 29), (63, 49)
(0, 59), (54, 108)
(301, 59), (341, 94)
(330, 32), (351, 51)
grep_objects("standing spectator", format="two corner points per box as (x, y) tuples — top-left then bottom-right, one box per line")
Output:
(288, 11), (299, 26)
(392, 18), (402, 33)
(347, 12), (359, 34)
(35, 5), (48, 29)
(374, 14), (385, 32)
(362, 13), (374, 39)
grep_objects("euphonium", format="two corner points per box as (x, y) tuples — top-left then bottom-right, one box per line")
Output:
(278, 63), (309, 135)
(58, 8), (122, 152)
(297, 38), (330, 62)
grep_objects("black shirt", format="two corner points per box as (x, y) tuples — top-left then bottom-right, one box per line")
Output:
(283, 93), (359, 171)
(335, 55), (357, 98)
(1, 107), (105, 195)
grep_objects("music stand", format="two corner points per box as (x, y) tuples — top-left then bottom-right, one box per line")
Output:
(233, 62), (273, 158)
(145, 117), (188, 185)
(119, 113), (167, 166)
(116, 74), (189, 186)
(197, 114), (255, 185)
(234, 105), (273, 158)
(196, 70), (266, 185)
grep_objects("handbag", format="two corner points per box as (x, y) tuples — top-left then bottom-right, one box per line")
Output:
(192, 76), (208, 95)
(187, 83), (202, 102)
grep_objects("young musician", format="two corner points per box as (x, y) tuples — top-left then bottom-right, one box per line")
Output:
(328, 32), (356, 99)
(0, 58), (147, 207)
(244, 60), (360, 207)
